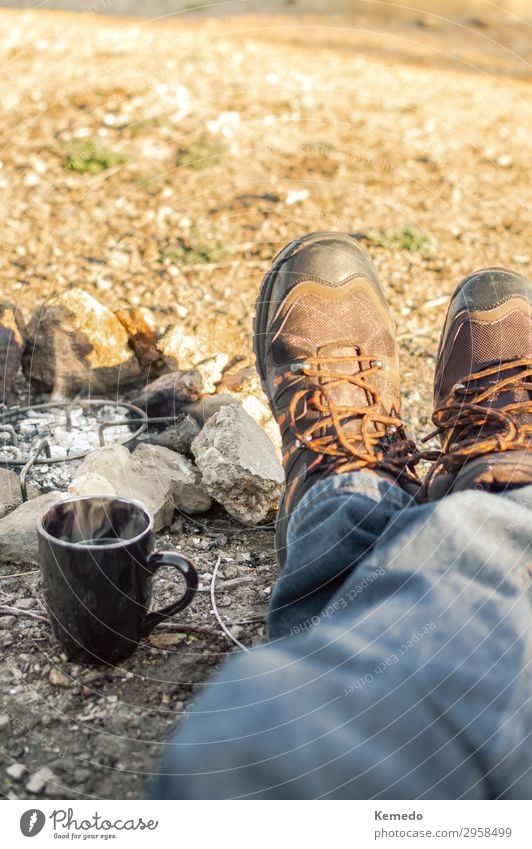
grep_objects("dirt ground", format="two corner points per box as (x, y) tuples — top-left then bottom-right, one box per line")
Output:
(0, 4), (530, 799)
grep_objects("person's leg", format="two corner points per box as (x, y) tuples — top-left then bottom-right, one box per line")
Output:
(267, 468), (412, 640)
(150, 476), (531, 799)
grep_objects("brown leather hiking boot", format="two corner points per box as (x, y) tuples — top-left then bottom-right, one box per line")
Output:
(424, 267), (532, 500)
(253, 231), (419, 566)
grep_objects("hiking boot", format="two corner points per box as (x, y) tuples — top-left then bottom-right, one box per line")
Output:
(424, 267), (532, 500)
(253, 231), (419, 567)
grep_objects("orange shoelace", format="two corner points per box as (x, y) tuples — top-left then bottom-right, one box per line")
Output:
(420, 357), (532, 493)
(284, 355), (420, 483)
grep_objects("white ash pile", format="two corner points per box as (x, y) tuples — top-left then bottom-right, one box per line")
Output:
(0, 404), (136, 492)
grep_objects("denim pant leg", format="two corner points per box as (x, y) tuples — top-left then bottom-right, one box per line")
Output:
(150, 475), (532, 800)
(268, 472), (413, 641)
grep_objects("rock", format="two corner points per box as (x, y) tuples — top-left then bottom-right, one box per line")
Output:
(129, 369), (203, 417)
(170, 515), (185, 535)
(0, 302), (26, 404)
(114, 306), (164, 369)
(26, 766), (56, 795)
(184, 393), (237, 425)
(68, 444), (174, 531)
(23, 288), (142, 397)
(134, 443), (211, 514)
(0, 616), (15, 629)
(219, 368), (281, 452)
(6, 763), (26, 781)
(150, 414), (200, 455)
(0, 714), (10, 729)
(49, 668), (70, 687)
(157, 315), (241, 393)
(73, 767), (91, 783)
(148, 632), (187, 648)
(0, 491), (64, 564)
(218, 364), (256, 392)
(190, 391), (281, 454)
(68, 472), (116, 498)
(14, 597), (36, 610)
(238, 393), (281, 453)
(192, 404), (283, 525)
(0, 468), (39, 515)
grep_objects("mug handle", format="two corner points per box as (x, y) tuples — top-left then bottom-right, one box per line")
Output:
(140, 551), (198, 637)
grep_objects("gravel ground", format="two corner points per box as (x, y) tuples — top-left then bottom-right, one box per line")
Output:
(0, 5), (530, 799)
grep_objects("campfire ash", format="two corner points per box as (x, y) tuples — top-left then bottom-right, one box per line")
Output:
(0, 403), (144, 493)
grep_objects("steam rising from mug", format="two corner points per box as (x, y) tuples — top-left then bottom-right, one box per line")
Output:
(43, 496), (145, 546)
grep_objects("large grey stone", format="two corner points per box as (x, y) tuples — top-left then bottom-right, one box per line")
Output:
(0, 491), (64, 565)
(184, 390), (281, 453)
(68, 444), (174, 531)
(23, 288), (142, 397)
(192, 404), (283, 525)
(134, 443), (211, 514)
(218, 367), (281, 451)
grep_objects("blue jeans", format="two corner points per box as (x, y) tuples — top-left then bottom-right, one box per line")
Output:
(150, 471), (532, 799)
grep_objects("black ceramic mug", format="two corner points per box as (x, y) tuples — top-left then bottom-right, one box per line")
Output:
(38, 495), (198, 664)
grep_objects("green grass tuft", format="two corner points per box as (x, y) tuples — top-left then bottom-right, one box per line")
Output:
(159, 232), (230, 266)
(369, 225), (433, 253)
(177, 138), (227, 170)
(65, 139), (127, 174)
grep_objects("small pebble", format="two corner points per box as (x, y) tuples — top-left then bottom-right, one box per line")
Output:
(170, 516), (185, 534)
(49, 668), (70, 687)
(14, 597), (36, 610)
(6, 763), (26, 781)
(26, 766), (55, 795)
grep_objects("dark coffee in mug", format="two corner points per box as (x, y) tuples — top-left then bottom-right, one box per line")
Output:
(38, 495), (198, 664)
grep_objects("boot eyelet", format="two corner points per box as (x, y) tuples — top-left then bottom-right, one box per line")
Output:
(371, 359), (384, 368)
(290, 362), (305, 374)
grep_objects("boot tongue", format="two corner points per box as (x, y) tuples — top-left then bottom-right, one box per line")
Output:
(314, 342), (376, 438)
